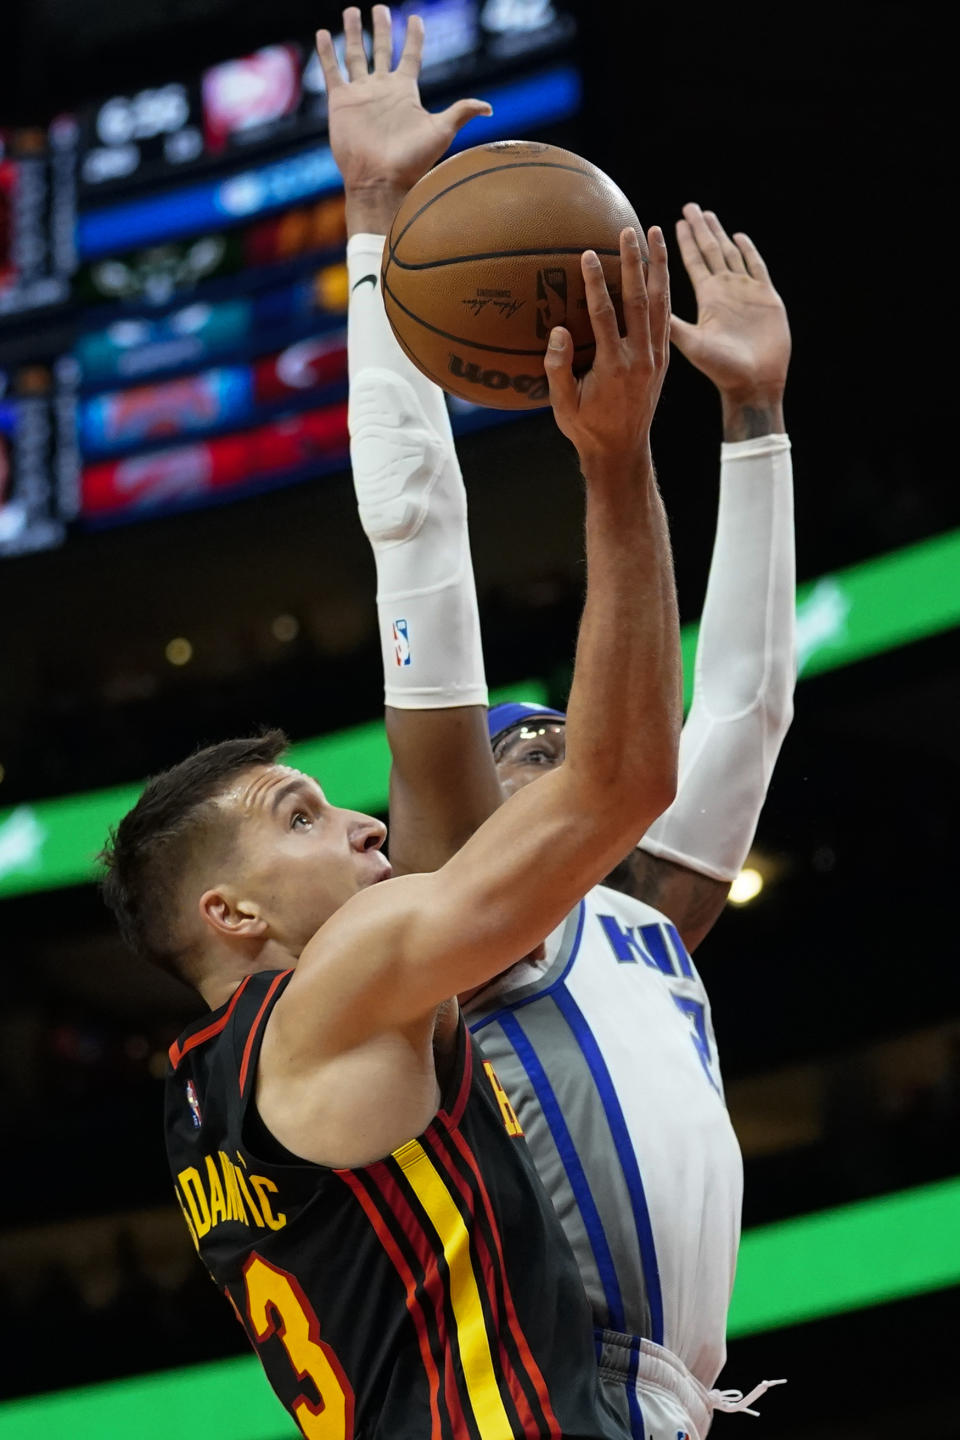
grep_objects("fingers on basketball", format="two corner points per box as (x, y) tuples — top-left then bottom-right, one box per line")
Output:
(644, 227), (671, 361)
(619, 227), (648, 337)
(581, 251), (621, 362)
(543, 328), (576, 412)
(543, 326), (573, 367)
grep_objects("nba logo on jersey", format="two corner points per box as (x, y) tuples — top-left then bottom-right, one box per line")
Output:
(393, 618), (411, 667)
(185, 1079), (202, 1129)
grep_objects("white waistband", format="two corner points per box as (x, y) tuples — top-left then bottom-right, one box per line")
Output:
(595, 1332), (713, 1438)
(595, 1331), (786, 1439)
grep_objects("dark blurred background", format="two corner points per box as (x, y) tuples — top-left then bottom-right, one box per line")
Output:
(1, 2), (957, 1437)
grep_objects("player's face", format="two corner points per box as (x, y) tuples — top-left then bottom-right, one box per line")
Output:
(223, 765), (390, 952)
(493, 723), (567, 799)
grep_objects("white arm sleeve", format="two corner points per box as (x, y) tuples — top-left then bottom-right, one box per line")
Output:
(347, 233), (487, 708)
(638, 434), (796, 881)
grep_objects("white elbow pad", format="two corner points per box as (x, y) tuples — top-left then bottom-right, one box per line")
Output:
(350, 369), (443, 546)
(350, 368), (463, 589)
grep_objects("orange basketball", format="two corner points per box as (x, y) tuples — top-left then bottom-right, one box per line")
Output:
(381, 140), (643, 410)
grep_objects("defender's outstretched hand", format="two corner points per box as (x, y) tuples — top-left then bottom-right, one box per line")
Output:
(546, 226), (670, 467)
(317, 5), (491, 203)
(670, 203), (790, 418)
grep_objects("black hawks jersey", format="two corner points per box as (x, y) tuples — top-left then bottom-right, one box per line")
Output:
(165, 969), (629, 1440)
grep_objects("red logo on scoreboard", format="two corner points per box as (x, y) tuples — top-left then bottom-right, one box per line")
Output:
(82, 404), (349, 516)
(202, 46), (300, 153)
(253, 335), (346, 403)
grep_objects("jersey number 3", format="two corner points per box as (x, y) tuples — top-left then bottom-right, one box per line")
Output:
(243, 1253), (355, 1437)
(670, 995), (721, 1096)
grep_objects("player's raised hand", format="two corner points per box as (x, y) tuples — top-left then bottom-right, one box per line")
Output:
(317, 5), (491, 200)
(670, 203), (790, 407)
(545, 225), (670, 467)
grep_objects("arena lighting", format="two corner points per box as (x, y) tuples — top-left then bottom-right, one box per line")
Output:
(164, 636), (193, 665)
(728, 866), (763, 904)
(270, 613), (299, 642)
(1, 528), (959, 901)
(1, 1177), (957, 1437)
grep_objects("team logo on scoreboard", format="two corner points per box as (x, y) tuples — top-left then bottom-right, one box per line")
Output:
(84, 235), (232, 305)
(202, 46), (301, 153)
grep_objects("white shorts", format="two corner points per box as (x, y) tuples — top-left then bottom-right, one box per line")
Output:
(595, 1330), (713, 1440)
(596, 1330), (785, 1440)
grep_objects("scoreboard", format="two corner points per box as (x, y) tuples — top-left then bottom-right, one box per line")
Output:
(0, 0), (580, 558)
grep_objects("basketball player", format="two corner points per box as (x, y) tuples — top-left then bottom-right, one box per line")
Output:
(101, 196), (680, 1434)
(330, 6), (793, 1437)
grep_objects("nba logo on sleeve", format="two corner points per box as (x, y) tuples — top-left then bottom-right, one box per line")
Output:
(185, 1079), (203, 1129)
(393, 619), (411, 667)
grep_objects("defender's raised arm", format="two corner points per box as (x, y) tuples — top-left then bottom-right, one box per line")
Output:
(280, 226), (680, 1056)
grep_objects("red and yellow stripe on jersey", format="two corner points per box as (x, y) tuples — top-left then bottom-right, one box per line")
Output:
(339, 1045), (561, 1440)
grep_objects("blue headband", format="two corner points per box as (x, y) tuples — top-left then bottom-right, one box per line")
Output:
(487, 701), (567, 747)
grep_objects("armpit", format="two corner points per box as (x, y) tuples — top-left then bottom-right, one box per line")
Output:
(603, 848), (731, 954)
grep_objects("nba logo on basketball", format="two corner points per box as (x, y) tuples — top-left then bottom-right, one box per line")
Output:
(535, 267), (568, 339)
(393, 619), (411, 667)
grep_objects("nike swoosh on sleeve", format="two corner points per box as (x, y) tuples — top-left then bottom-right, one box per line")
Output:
(351, 274), (378, 292)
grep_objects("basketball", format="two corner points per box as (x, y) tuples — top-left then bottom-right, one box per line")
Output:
(381, 140), (643, 410)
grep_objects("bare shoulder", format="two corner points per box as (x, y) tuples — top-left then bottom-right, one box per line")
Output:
(257, 1003), (442, 1169)
(258, 1025), (443, 1169)
(608, 848), (731, 954)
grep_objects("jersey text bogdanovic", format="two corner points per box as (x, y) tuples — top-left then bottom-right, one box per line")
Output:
(165, 969), (632, 1439)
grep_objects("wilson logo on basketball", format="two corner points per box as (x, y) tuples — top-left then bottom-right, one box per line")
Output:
(448, 353), (549, 402)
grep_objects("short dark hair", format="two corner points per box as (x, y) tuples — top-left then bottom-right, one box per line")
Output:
(100, 730), (288, 984)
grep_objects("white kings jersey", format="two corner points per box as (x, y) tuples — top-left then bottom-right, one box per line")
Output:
(464, 884), (743, 1393)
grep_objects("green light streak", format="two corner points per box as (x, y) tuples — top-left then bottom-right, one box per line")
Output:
(1, 1177), (957, 1437)
(0, 680), (546, 901)
(2, 528), (959, 901)
(676, 526), (958, 711)
(727, 1174), (960, 1337)
(793, 526), (960, 681)
(0, 1355), (294, 1440)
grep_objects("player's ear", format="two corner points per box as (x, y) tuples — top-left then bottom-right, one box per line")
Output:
(199, 889), (268, 940)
